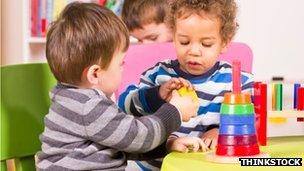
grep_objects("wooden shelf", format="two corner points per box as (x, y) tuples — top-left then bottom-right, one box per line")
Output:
(29, 37), (46, 44)
(268, 110), (304, 118)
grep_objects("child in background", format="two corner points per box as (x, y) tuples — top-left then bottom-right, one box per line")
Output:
(36, 2), (206, 170)
(119, 0), (254, 170)
(121, 0), (172, 43)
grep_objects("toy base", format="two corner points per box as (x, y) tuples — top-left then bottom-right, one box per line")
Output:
(205, 152), (270, 163)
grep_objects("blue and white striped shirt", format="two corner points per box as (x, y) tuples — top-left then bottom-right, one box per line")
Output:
(119, 59), (253, 138)
(118, 60), (253, 170)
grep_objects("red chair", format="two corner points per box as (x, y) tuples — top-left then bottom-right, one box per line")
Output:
(116, 42), (253, 97)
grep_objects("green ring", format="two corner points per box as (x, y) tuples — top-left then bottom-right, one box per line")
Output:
(220, 103), (254, 115)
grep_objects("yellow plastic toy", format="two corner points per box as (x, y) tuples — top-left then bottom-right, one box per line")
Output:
(177, 87), (199, 102)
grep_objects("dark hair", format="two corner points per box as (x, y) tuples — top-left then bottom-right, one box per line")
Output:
(122, 0), (170, 31)
(169, 0), (238, 43)
(46, 2), (129, 84)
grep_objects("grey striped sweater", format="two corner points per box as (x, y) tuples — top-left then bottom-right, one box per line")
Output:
(36, 84), (181, 170)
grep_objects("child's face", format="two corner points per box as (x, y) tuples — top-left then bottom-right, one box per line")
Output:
(131, 22), (172, 43)
(173, 13), (228, 75)
(97, 50), (126, 96)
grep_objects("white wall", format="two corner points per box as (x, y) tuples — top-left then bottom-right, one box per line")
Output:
(235, 0), (304, 82)
(235, 0), (304, 137)
(1, 0), (25, 65)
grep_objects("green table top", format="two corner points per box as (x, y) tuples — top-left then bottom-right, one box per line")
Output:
(161, 136), (304, 171)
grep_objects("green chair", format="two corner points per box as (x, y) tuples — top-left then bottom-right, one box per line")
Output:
(1, 63), (56, 171)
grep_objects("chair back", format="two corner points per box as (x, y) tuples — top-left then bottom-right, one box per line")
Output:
(1, 63), (56, 170)
(116, 42), (253, 97)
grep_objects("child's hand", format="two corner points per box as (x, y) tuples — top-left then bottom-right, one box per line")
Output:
(159, 77), (194, 102)
(200, 128), (219, 150)
(169, 90), (199, 122)
(166, 137), (208, 153)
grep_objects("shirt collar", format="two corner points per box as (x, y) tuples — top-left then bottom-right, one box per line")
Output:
(171, 60), (220, 80)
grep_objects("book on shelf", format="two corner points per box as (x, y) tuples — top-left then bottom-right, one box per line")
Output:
(30, 0), (124, 38)
(31, 0), (38, 37)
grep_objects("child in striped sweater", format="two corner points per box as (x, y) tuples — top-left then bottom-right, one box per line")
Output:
(36, 2), (206, 171)
(119, 0), (254, 170)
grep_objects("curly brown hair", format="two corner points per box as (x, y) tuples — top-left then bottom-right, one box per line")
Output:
(168, 0), (238, 43)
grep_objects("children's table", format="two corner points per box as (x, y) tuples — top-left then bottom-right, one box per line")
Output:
(161, 136), (304, 171)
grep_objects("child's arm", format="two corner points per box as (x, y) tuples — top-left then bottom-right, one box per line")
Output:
(119, 77), (193, 117)
(118, 61), (176, 116)
(85, 92), (197, 153)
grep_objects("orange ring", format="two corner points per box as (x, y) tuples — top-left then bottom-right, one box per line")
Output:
(223, 93), (251, 104)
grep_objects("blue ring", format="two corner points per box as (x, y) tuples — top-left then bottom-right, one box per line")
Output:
(219, 124), (256, 135)
(220, 114), (255, 125)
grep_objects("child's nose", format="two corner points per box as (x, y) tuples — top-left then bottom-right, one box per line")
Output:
(189, 44), (202, 57)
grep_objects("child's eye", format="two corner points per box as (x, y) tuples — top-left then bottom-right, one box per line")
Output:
(180, 41), (190, 45)
(202, 43), (212, 47)
(150, 36), (158, 41)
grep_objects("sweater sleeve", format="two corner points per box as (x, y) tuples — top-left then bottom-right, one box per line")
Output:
(118, 62), (167, 116)
(83, 97), (181, 153)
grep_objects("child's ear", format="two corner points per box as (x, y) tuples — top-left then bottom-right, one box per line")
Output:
(86, 64), (101, 85)
(220, 41), (230, 54)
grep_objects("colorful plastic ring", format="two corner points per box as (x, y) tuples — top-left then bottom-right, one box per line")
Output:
(219, 124), (256, 135)
(217, 134), (257, 146)
(220, 104), (254, 115)
(223, 93), (251, 104)
(220, 114), (255, 125)
(216, 144), (260, 156)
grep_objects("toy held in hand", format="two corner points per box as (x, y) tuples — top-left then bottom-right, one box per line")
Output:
(177, 87), (199, 102)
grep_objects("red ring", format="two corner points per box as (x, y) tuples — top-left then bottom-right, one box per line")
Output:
(217, 135), (258, 146)
(216, 144), (260, 156)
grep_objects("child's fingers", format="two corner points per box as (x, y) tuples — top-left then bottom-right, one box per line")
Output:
(185, 80), (195, 91)
(210, 138), (218, 150)
(178, 78), (192, 89)
(170, 82), (182, 90)
(170, 78), (183, 89)
(197, 138), (208, 152)
(203, 138), (212, 148)
(170, 82), (177, 89)
(189, 141), (200, 152)
(192, 137), (205, 152)
(173, 145), (189, 153)
(182, 78), (195, 90)
(171, 77), (181, 85)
